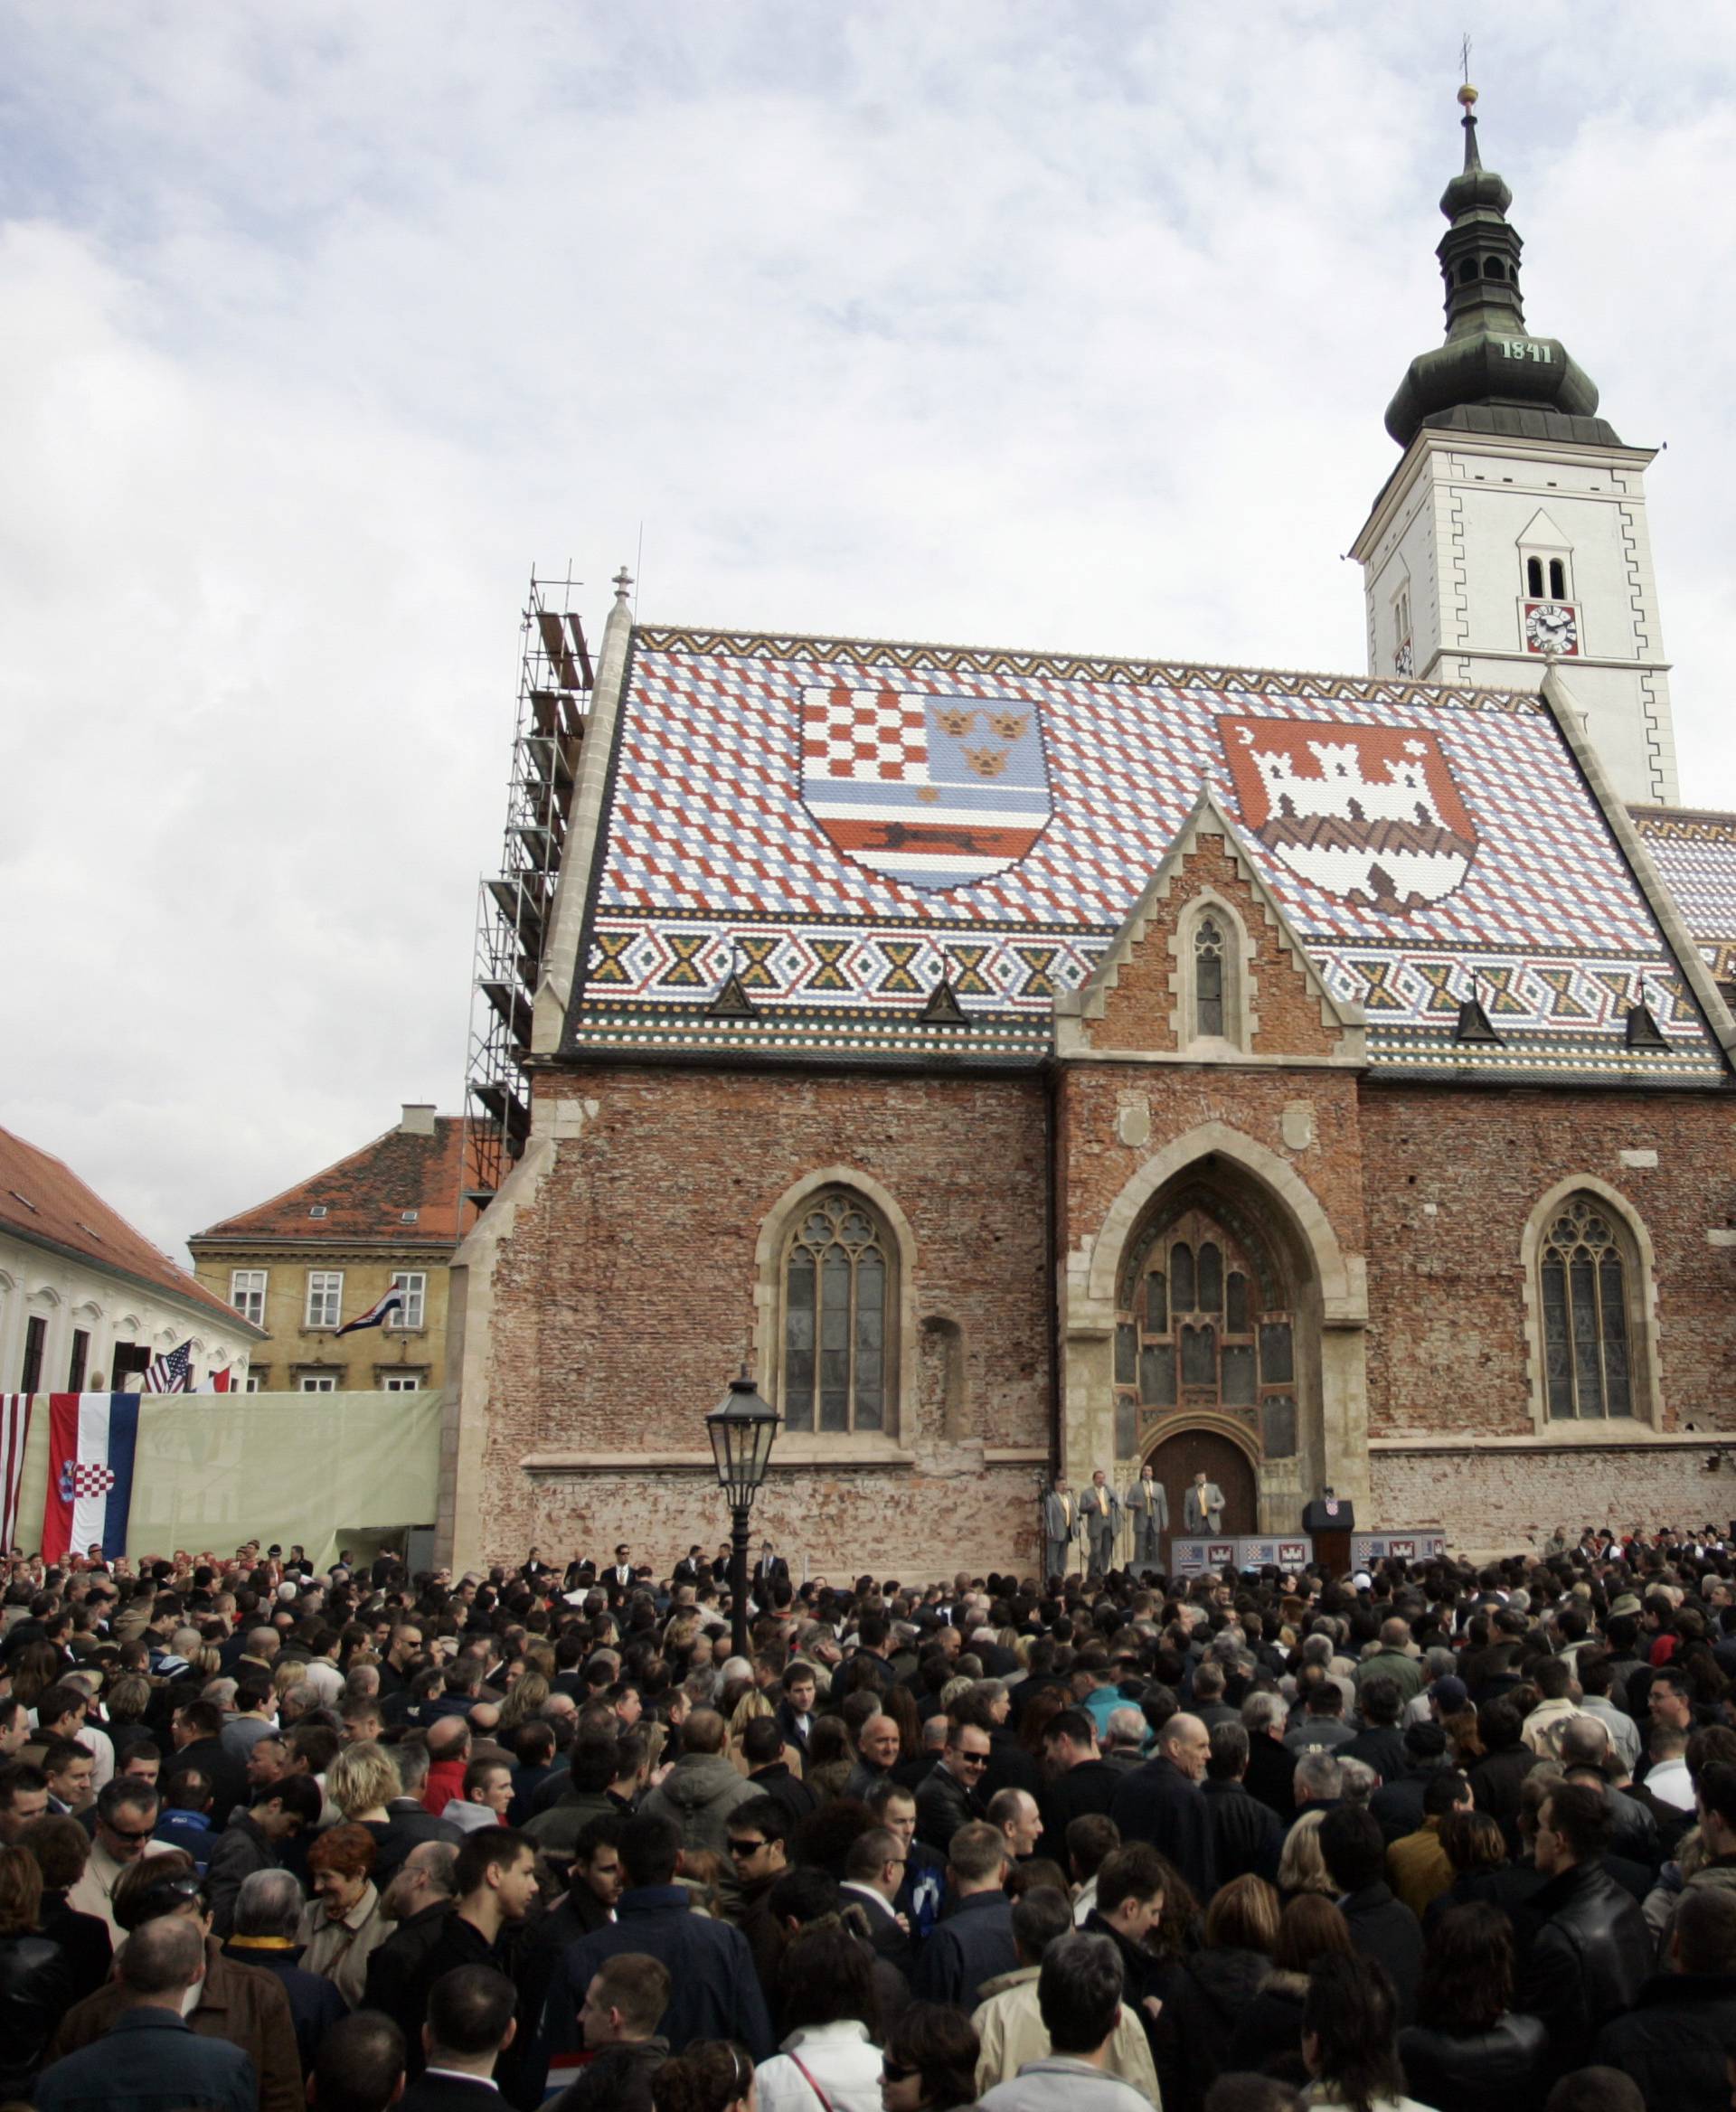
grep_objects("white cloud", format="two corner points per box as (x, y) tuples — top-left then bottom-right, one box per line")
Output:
(6, 0), (1736, 1259)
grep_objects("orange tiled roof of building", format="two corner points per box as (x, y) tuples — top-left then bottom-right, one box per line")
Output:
(0, 1126), (258, 1331)
(193, 1114), (479, 1246)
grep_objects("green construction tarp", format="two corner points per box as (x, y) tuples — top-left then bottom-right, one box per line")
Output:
(11, 1391), (443, 1570)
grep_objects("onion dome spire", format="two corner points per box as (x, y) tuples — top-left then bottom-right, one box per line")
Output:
(1383, 86), (1616, 448)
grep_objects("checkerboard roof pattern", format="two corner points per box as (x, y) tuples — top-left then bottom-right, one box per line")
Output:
(565, 627), (1726, 1080)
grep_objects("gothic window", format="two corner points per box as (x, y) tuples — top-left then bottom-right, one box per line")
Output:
(781, 1192), (893, 1434)
(1195, 919), (1225, 1038)
(1117, 1204), (1297, 1457)
(1539, 1197), (1633, 1420)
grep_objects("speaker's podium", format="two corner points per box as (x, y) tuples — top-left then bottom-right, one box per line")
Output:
(1302, 1495), (1355, 1579)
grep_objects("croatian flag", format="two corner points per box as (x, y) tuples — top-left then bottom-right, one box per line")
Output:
(42, 1394), (140, 1564)
(335, 1286), (405, 1337)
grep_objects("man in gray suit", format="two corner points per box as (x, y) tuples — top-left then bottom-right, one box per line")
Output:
(1041, 1476), (1076, 1582)
(1081, 1469), (1120, 1575)
(1184, 1468), (1225, 1535)
(1125, 1462), (1167, 1570)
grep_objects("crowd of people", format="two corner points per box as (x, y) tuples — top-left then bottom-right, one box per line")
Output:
(1, 1521), (1735, 2112)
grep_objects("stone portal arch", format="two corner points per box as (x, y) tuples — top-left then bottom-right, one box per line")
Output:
(1063, 1121), (1368, 1532)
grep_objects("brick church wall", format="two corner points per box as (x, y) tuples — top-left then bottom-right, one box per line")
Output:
(467, 1064), (1053, 1573)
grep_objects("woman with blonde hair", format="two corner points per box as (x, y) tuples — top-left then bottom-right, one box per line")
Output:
(1277, 1808), (1337, 1903)
(496, 1670), (551, 1734)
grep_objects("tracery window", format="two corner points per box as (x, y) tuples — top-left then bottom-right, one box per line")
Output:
(1115, 1203), (1297, 1457)
(781, 1193), (893, 1434)
(1539, 1197), (1633, 1420)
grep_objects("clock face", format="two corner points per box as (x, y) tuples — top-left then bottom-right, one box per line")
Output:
(1523, 600), (1579, 655)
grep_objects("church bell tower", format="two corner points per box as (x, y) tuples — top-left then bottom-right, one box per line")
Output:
(1351, 87), (1678, 806)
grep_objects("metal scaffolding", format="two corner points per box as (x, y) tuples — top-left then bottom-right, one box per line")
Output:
(461, 567), (593, 1211)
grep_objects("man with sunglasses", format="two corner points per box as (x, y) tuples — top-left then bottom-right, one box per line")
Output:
(915, 1716), (991, 1855)
(68, 1777), (174, 1941)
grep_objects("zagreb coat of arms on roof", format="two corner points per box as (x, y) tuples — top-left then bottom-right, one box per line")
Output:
(1218, 713), (1478, 911)
(799, 682), (1052, 892)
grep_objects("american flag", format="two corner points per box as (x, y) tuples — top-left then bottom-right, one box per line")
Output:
(141, 1341), (194, 1393)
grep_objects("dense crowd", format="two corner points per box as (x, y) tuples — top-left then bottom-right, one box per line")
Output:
(3, 1523), (1736, 2112)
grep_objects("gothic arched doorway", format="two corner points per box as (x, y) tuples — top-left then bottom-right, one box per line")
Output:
(1146, 1426), (1259, 1540)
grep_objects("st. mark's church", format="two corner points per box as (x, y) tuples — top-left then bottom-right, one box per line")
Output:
(440, 91), (1736, 1573)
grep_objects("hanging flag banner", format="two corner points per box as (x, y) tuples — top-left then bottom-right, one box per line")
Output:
(0, 1395), (32, 1549)
(42, 1393), (140, 1564)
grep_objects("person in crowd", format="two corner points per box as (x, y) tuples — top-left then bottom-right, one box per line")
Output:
(222, 1866), (348, 2079)
(33, 1914), (257, 2112)
(972, 1883), (1158, 2099)
(1397, 1900), (1547, 2112)
(206, 1770), (322, 1936)
(912, 1819), (1016, 2008)
(977, 1929), (1155, 2112)
(648, 2039), (757, 2112)
(48, 1847), (302, 2112)
(879, 2001), (981, 2112)
(753, 1919), (883, 2110)
(545, 1812), (775, 2081)
(0, 1839), (72, 2098)
(1590, 1881), (1736, 2112)
(1224, 1890), (1352, 2083)
(309, 2012), (409, 2112)
(300, 1820), (392, 2009)
(1316, 1807), (1423, 2025)
(1515, 1778), (1652, 2081)
(17, 1811), (113, 1999)
(401, 1963), (519, 2112)
(1154, 1872), (1279, 2112)
(549, 1950), (672, 2112)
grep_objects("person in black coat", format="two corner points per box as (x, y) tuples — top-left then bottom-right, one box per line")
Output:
(1514, 1778), (1652, 2085)
(1397, 1900), (1548, 2112)
(1150, 1873), (1276, 2112)
(1109, 1714), (1218, 1906)
(1589, 1878), (1736, 2112)
(1318, 1806), (1423, 2025)
(1202, 1722), (1284, 1883)
(400, 1962), (518, 2112)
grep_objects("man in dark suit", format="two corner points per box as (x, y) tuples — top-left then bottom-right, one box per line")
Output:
(401, 1964), (518, 2112)
(1318, 1806), (1424, 2025)
(1109, 1712), (1218, 1904)
(839, 1824), (913, 1974)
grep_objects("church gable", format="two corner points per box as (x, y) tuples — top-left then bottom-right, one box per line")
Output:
(1057, 790), (1363, 1065)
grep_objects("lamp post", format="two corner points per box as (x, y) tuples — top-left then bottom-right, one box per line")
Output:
(705, 1370), (781, 1664)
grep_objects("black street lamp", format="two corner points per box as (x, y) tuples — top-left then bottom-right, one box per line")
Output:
(705, 1370), (781, 1663)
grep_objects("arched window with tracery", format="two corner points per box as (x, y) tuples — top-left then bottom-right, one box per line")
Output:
(1539, 1196), (1633, 1419)
(1115, 1199), (1297, 1461)
(781, 1192), (893, 1433)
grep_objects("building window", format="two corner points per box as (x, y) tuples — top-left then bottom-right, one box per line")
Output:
(388, 1271), (426, 1330)
(230, 1269), (268, 1328)
(781, 1192), (893, 1434)
(1539, 1197), (1634, 1419)
(381, 1374), (422, 1391)
(21, 1315), (46, 1394)
(1194, 919), (1226, 1038)
(68, 1329), (90, 1392)
(305, 1272), (344, 1331)
(298, 1374), (337, 1393)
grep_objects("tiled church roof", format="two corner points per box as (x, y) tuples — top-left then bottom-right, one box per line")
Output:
(563, 627), (1727, 1083)
(1629, 806), (1736, 985)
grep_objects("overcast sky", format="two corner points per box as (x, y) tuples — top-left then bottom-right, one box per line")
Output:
(7, 2), (1736, 1268)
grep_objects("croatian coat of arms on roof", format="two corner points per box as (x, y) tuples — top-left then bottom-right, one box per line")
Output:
(799, 682), (1052, 892)
(1217, 713), (1479, 911)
